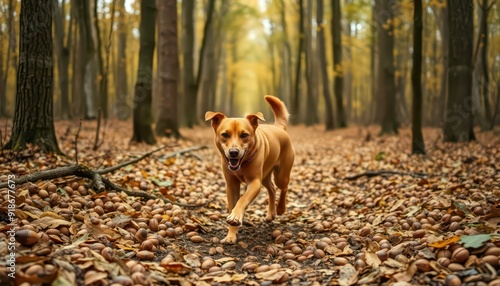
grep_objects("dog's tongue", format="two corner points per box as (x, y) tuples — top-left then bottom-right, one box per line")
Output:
(229, 159), (239, 167)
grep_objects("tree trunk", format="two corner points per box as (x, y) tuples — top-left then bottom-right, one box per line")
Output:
(182, 0), (197, 127)
(332, 0), (347, 127)
(131, 0), (157, 144)
(114, 0), (130, 120)
(376, 0), (398, 135)
(411, 0), (425, 154)
(292, 0), (304, 124)
(479, 0), (492, 129)
(155, 0), (180, 138)
(4, 0), (62, 154)
(93, 0), (107, 118)
(279, 0), (292, 105)
(1, 0), (17, 117)
(443, 0), (475, 142)
(304, 0), (317, 125)
(317, 0), (334, 130)
(0, 39), (6, 117)
(195, 0), (216, 121)
(53, 0), (72, 119)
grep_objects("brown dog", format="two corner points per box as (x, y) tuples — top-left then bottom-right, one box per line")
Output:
(205, 96), (295, 244)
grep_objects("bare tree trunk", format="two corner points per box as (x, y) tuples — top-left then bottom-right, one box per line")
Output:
(195, 0), (215, 121)
(332, 0), (347, 127)
(479, 0), (492, 129)
(412, 0), (425, 154)
(131, 0), (157, 144)
(2, 0), (17, 116)
(155, 0), (180, 138)
(114, 0), (130, 120)
(279, 0), (292, 104)
(443, 0), (475, 142)
(376, 0), (398, 135)
(182, 0), (197, 127)
(5, 0), (62, 154)
(317, 0), (334, 130)
(304, 0), (317, 125)
(93, 0), (107, 118)
(53, 0), (72, 119)
(292, 0), (304, 124)
(0, 37), (6, 117)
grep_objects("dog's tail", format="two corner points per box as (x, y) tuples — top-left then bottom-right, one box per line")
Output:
(265, 95), (289, 130)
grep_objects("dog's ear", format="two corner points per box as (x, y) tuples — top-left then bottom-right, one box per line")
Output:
(205, 111), (226, 130)
(246, 112), (265, 129)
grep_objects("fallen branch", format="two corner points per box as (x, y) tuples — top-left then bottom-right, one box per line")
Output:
(0, 146), (209, 208)
(97, 144), (180, 175)
(345, 170), (428, 180)
(159, 145), (208, 160)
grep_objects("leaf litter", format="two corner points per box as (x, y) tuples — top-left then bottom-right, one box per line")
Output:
(0, 121), (499, 285)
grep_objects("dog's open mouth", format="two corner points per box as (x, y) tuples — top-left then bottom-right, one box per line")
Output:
(227, 158), (242, 171)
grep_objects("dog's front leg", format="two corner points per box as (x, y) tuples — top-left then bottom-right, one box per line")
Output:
(226, 179), (261, 227)
(222, 176), (240, 244)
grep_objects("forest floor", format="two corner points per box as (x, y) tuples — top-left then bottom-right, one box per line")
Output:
(1, 120), (500, 286)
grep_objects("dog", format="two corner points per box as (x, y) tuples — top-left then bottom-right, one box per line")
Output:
(205, 95), (295, 244)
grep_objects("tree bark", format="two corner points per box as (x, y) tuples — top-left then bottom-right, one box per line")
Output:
(114, 0), (130, 120)
(443, 0), (475, 142)
(155, 0), (180, 138)
(304, 0), (317, 125)
(279, 0), (292, 105)
(0, 37), (6, 117)
(195, 0), (216, 121)
(131, 0), (157, 144)
(292, 0), (305, 125)
(332, 0), (347, 128)
(411, 0), (425, 154)
(4, 0), (62, 154)
(479, 0), (492, 129)
(182, 0), (197, 127)
(317, 0), (334, 130)
(53, 0), (72, 119)
(376, 0), (398, 135)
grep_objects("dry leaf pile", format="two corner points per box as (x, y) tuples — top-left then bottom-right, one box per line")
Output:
(0, 121), (499, 285)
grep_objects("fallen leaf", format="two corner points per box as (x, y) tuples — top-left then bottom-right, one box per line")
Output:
(338, 264), (358, 286)
(365, 252), (381, 268)
(460, 234), (491, 248)
(428, 235), (460, 248)
(31, 216), (71, 229)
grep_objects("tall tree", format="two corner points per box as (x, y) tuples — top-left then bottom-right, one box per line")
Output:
(195, 0), (216, 123)
(292, 0), (305, 124)
(332, 0), (346, 127)
(411, 0), (425, 154)
(478, 0), (492, 128)
(182, 0), (197, 127)
(156, 0), (180, 138)
(279, 0), (292, 105)
(114, 0), (130, 120)
(5, 0), (62, 154)
(0, 31), (6, 117)
(53, 0), (72, 119)
(317, 0), (334, 130)
(443, 0), (475, 142)
(94, 0), (108, 118)
(131, 0), (157, 144)
(376, 0), (398, 135)
(304, 0), (318, 125)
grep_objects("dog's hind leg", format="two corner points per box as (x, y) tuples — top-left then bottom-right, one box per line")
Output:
(274, 151), (294, 215)
(263, 175), (277, 221)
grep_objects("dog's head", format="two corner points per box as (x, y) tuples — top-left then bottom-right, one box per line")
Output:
(205, 111), (265, 171)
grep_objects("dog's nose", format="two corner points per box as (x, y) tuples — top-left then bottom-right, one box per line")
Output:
(229, 149), (239, 158)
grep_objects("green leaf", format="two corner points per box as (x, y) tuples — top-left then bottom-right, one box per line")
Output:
(150, 177), (173, 187)
(460, 234), (491, 248)
(57, 187), (68, 196)
(375, 152), (385, 161)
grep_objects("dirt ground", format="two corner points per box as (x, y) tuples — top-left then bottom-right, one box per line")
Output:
(1, 120), (499, 285)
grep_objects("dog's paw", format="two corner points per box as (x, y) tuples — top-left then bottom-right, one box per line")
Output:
(277, 203), (286, 215)
(266, 207), (277, 222)
(221, 233), (237, 244)
(226, 213), (243, 226)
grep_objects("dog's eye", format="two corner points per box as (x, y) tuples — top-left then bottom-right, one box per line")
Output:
(221, 133), (229, 138)
(241, 133), (248, 139)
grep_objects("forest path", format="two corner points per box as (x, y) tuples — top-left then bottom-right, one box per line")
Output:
(1, 120), (499, 285)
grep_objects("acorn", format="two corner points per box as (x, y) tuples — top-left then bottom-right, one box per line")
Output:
(16, 230), (40, 246)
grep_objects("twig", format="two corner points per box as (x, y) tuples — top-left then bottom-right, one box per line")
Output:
(159, 145), (208, 160)
(97, 144), (179, 174)
(75, 119), (82, 164)
(93, 108), (102, 151)
(345, 170), (428, 180)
